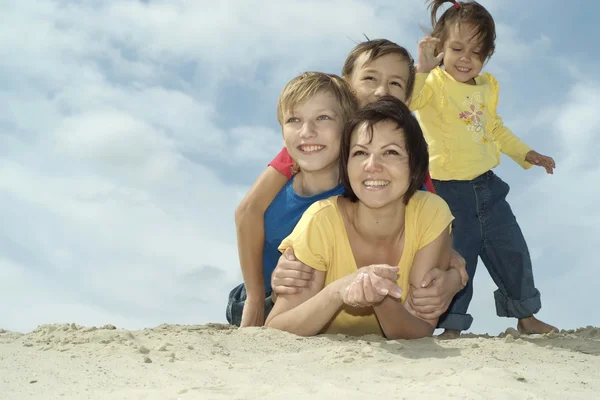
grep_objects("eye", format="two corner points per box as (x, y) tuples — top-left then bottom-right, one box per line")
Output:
(452, 48), (461, 52)
(391, 81), (404, 88)
(352, 150), (367, 156)
(286, 117), (300, 123)
(317, 115), (331, 120)
(362, 76), (375, 81)
(384, 149), (400, 155)
(472, 50), (480, 55)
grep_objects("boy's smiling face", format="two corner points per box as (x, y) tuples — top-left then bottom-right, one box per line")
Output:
(348, 52), (411, 107)
(282, 90), (344, 174)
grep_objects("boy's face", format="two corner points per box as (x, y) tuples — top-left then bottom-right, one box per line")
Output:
(442, 22), (484, 84)
(282, 91), (344, 174)
(348, 52), (410, 107)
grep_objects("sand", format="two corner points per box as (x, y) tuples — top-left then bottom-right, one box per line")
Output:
(1, 323), (599, 400)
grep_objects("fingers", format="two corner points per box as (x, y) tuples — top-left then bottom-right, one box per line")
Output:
(367, 268), (402, 299)
(362, 273), (379, 304)
(435, 51), (445, 63)
(410, 286), (444, 302)
(527, 151), (556, 174)
(273, 285), (302, 295)
(281, 260), (314, 274)
(407, 294), (448, 319)
(283, 247), (296, 261)
(273, 277), (310, 290)
(419, 36), (441, 46)
(420, 267), (442, 288)
(541, 156), (555, 174)
(274, 269), (313, 281)
(449, 250), (466, 269)
(343, 273), (366, 306)
(370, 264), (399, 280)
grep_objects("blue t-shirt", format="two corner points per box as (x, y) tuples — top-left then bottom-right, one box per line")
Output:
(262, 178), (345, 293)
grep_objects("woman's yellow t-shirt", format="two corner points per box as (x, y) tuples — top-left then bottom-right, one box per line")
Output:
(278, 191), (454, 337)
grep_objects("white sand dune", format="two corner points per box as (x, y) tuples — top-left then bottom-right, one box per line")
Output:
(1, 323), (599, 399)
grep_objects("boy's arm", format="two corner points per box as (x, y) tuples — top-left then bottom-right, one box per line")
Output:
(406, 248), (466, 320)
(372, 225), (453, 339)
(235, 165), (288, 326)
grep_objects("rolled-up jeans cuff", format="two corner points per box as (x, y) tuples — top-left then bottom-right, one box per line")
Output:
(494, 289), (541, 318)
(437, 313), (473, 331)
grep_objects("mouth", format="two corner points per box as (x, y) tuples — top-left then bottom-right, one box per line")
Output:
(363, 180), (390, 190)
(298, 144), (325, 154)
(455, 66), (472, 73)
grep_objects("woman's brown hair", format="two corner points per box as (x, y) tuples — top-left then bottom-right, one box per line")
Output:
(339, 96), (429, 205)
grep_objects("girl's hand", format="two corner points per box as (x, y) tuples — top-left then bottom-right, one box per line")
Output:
(339, 265), (402, 308)
(525, 150), (556, 174)
(416, 36), (444, 74)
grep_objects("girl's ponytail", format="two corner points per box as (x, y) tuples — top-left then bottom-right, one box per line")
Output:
(428, 0), (460, 31)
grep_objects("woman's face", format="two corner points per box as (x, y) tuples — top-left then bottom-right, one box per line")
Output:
(347, 120), (411, 209)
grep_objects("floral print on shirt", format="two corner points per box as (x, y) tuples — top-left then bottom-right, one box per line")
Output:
(459, 93), (489, 143)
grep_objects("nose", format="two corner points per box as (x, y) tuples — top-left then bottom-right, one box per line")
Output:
(365, 154), (383, 172)
(374, 83), (390, 98)
(299, 120), (317, 139)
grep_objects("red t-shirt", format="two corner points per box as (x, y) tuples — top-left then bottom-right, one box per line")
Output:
(268, 147), (295, 180)
(268, 147), (436, 193)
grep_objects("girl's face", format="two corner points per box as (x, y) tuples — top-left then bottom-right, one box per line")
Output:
(442, 22), (484, 84)
(348, 52), (411, 107)
(347, 120), (410, 209)
(282, 91), (344, 174)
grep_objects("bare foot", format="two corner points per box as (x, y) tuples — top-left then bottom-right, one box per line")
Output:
(437, 329), (461, 340)
(517, 316), (558, 335)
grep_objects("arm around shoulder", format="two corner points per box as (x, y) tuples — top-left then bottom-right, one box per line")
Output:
(372, 194), (454, 339)
(235, 166), (288, 300)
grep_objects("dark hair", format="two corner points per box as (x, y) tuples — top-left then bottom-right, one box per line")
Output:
(339, 96), (429, 205)
(428, 0), (496, 62)
(341, 39), (416, 101)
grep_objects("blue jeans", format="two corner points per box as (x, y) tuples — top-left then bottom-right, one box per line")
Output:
(225, 284), (274, 327)
(434, 171), (542, 331)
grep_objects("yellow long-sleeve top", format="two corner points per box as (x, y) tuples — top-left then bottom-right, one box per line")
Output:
(410, 67), (533, 181)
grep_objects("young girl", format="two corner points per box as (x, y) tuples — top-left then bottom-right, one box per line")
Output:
(230, 39), (467, 328)
(411, 0), (557, 337)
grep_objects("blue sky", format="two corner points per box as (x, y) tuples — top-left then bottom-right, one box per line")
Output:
(1, 0), (598, 335)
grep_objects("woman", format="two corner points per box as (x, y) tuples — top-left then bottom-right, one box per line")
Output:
(265, 96), (454, 339)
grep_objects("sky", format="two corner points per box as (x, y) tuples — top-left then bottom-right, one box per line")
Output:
(1, 0), (598, 335)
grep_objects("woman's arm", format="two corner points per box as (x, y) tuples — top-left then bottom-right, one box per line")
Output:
(265, 260), (344, 336)
(235, 166), (287, 322)
(372, 225), (453, 339)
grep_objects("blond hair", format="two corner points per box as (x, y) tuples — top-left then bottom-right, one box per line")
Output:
(276, 72), (358, 128)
